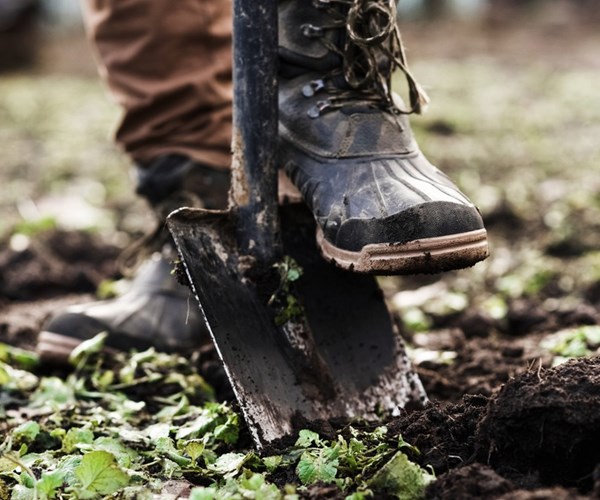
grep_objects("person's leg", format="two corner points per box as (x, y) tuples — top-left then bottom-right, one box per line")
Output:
(38, 0), (233, 363)
(83, 0), (232, 170)
(277, 0), (488, 274)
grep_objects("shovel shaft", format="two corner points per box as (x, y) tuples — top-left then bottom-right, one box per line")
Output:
(230, 0), (280, 264)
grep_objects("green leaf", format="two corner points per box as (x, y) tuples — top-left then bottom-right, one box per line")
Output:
(19, 471), (35, 489)
(174, 403), (229, 440)
(19, 451), (53, 470)
(0, 456), (18, 474)
(74, 450), (129, 496)
(69, 332), (107, 367)
(208, 452), (248, 476)
(93, 370), (114, 390)
(37, 470), (65, 499)
(62, 427), (94, 453)
(0, 343), (39, 371)
(175, 413), (216, 440)
(287, 268), (301, 282)
(372, 426), (388, 440)
(401, 308), (431, 333)
(274, 295), (304, 326)
(296, 447), (340, 485)
(10, 484), (34, 500)
(583, 325), (600, 345)
(56, 455), (82, 487)
(13, 422), (40, 443)
(238, 471), (282, 498)
(189, 487), (218, 500)
(283, 484), (299, 499)
(92, 437), (139, 468)
(118, 363), (136, 385)
(144, 422), (171, 441)
(96, 279), (128, 300)
(214, 413), (239, 444)
(184, 440), (205, 462)
(295, 429), (321, 448)
(263, 455), (283, 473)
(156, 395), (189, 421)
(30, 377), (75, 409)
(13, 216), (57, 237)
(541, 325), (600, 359)
(0, 364), (9, 386)
(368, 452), (435, 500)
(274, 256), (303, 284)
(0, 362), (38, 392)
(154, 438), (191, 467)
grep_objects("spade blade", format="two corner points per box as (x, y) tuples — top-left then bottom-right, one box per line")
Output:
(168, 206), (426, 448)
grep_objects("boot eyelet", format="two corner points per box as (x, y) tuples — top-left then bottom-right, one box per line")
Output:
(307, 106), (321, 119)
(301, 23), (324, 38)
(302, 79), (326, 97)
(307, 100), (331, 118)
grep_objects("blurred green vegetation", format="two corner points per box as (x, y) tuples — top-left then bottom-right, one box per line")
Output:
(1, 25), (600, 317)
(390, 39), (600, 323)
(0, 75), (133, 237)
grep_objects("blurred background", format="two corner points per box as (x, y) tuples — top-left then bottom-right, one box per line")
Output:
(1, 1), (600, 352)
(1, 0), (599, 239)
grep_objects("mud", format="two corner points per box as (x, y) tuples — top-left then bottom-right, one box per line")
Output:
(477, 357), (600, 490)
(0, 230), (119, 302)
(0, 230), (119, 347)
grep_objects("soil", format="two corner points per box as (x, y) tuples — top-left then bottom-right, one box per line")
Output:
(1, 230), (599, 499)
(0, 231), (119, 349)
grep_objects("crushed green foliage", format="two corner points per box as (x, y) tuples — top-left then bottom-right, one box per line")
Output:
(541, 326), (600, 366)
(95, 279), (130, 301)
(0, 337), (434, 499)
(269, 256), (305, 326)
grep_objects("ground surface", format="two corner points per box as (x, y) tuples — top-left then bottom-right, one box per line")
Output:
(1, 15), (600, 500)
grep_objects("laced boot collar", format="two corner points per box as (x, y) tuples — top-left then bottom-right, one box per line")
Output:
(303, 0), (429, 116)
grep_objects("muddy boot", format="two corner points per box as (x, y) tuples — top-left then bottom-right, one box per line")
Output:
(37, 155), (230, 364)
(278, 0), (488, 274)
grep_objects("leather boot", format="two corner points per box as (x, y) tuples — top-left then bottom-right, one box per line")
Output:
(278, 0), (488, 274)
(38, 155), (230, 364)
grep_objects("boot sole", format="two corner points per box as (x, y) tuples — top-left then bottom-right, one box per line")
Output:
(37, 331), (118, 365)
(317, 227), (489, 275)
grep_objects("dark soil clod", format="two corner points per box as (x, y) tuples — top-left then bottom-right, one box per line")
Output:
(476, 357), (600, 491)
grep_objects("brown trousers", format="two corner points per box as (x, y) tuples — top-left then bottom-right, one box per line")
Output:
(82, 0), (233, 169)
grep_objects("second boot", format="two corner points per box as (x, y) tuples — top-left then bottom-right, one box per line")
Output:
(38, 155), (230, 364)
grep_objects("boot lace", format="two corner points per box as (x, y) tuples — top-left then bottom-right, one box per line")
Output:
(303, 0), (429, 117)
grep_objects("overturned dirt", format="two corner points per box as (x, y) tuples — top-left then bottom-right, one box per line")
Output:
(0, 230), (119, 348)
(0, 229), (119, 302)
(477, 357), (600, 491)
(391, 358), (600, 498)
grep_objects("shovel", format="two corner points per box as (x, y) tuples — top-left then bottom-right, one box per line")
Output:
(167, 0), (427, 448)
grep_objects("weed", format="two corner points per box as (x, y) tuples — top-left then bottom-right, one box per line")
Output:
(0, 337), (434, 499)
